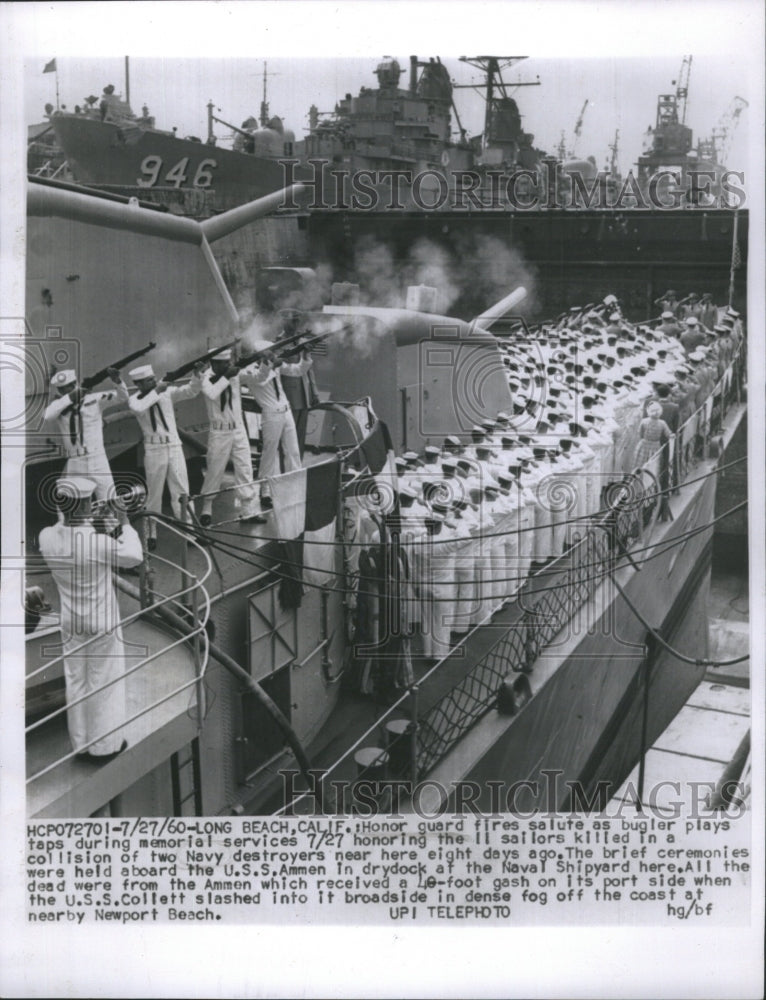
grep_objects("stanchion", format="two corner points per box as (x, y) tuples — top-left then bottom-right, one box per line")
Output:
(353, 746), (390, 813)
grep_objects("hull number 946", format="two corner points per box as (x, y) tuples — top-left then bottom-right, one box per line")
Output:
(137, 156), (217, 188)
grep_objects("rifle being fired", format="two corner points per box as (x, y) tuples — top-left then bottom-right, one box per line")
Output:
(235, 328), (329, 369)
(162, 338), (241, 382)
(80, 341), (156, 390)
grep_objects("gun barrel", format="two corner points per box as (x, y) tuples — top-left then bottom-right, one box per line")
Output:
(474, 286), (527, 328)
(201, 184), (306, 244)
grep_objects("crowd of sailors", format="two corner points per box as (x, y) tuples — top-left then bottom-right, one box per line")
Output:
(344, 292), (744, 688)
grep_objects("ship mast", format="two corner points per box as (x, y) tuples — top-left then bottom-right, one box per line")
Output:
(259, 61), (280, 127)
(455, 56), (540, 149)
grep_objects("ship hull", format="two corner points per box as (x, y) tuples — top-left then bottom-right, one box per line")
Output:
(51, 114), (300, 214)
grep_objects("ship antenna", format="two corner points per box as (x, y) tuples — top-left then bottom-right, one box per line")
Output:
(259, 61), (281, 127)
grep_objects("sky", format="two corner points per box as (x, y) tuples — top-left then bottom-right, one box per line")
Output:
(23, 52), (752, 176)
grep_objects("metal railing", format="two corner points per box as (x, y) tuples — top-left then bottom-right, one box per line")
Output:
(26, 515), (212, 785)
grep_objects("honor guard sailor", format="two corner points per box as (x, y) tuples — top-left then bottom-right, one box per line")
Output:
(239, 344), (314, 507)
(44, 369), (128, 503)
(122, 363), (203, 549)
(38, 476), (143, 760)
(199, 349), (260, 525)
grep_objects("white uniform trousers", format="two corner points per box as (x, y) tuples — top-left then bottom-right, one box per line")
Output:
(64, 451), (116, 504)
(64, 628), (128, 755)
(259, 406), (302, 493)
(144, 441), (191, 537)
(201, 426), (255, 516)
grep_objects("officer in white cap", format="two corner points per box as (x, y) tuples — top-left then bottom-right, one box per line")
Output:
(198, 348), (259, 525)
(680, 317), (707, 355)
(658, 311), (683, 339)
(239, 341), (314, 505)
(120, 362), (204, 547)
(44, 368), (129, 503)
(38, 476), (143, 761)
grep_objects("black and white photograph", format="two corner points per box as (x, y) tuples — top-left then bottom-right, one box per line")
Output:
(1, 2), (764, 997)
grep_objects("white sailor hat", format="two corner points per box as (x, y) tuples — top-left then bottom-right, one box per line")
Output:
(609, 312), (620, 322)
(51, 369), (77, 387)
(496, 411), (511, 423)
(403, 451), (420, 463)
(688, 350), (705, 361)
(424, 445), (441, 457)
(54, 476), (97, 500)
(444, 435), (462, 448)
(661, 311), (674, 319)
(727, 308), (740, 318)
(399, 485), (419, 500)
(713, 324), (729, 334)
(441, 457), (458, 471)
(424, 511), (445, 524)
(129, 364), (155, 381)
(685, 316), (699, 326)
(212, 348), (233, 361)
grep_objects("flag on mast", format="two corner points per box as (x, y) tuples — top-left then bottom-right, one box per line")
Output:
(43, 58), (57, 74)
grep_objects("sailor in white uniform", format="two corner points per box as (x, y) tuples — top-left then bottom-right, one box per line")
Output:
(240, 347), (313, 503)
(198, 349), (258, 525)
(121, 363), (203, 548)
(38, 476), (143, 760)
(44, 369), (129, 503)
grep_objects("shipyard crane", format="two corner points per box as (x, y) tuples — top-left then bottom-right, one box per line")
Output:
(702, 96), (749, 166)
(572, 99), (589, 155)
(672, 55), (692, 124)
(454, 56), (540, 149)
(556, 99), (590, 160)
(607, 128), (620, 178)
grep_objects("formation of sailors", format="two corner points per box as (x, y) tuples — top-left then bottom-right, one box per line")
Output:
(379, 292), (743, 664)
(42, 338), (315, 549)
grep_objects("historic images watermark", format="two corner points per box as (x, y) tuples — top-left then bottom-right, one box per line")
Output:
(279, 159), (747, 212)
(280, 769), (749, 819)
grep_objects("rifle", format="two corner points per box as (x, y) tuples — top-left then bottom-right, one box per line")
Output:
(234, 328), (316, 369)
(163, 338), (240, 382)
(80, 341), (156, 390)
(277, 332), (329, 359)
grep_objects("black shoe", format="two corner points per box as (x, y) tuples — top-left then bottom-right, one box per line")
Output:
(118, 566), (140, 577)
(241, 512), (268, 525)
(81, 739), (128, 764)
(147, 537), (157, 552)
(260, 496), (273, 511)
(199, 514), (212, 527)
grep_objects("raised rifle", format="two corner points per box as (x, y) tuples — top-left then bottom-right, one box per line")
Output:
(80, 341), (156, 390)
(163, 338), (240, 382)
(234, 328), (316, 369)
(276, 332), (330, 359)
